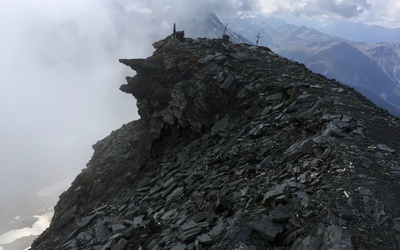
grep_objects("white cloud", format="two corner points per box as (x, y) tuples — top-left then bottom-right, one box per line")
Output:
(258, 0), (400, 28)
(259, 0), (370, 17)
(361, 0), (400, 27)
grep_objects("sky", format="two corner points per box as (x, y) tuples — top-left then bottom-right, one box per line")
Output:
(257, 0), (400, 28)
(0, 0), (399, 238)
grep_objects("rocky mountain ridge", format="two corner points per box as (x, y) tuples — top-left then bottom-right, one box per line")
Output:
(32, 35), (400, 249)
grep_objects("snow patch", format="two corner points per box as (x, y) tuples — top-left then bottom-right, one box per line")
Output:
(0, 212), (53, 245)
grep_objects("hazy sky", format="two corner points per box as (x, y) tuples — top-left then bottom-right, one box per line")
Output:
(0, 0), (399, 231)
(257, 0), (400, 28)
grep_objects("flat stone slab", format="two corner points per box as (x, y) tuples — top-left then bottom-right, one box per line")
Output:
(321, 225), (354, 250)
(264, 183), (288, 204)
(270, 204), (291, 222)
(248, 216), (284, 242)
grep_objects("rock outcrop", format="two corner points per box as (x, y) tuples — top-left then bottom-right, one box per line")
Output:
(32, 36), (400, 249)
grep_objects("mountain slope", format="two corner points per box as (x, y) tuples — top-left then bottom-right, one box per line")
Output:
(307, 42), (400, 115)
(224, 14), (400, 116)
(32, 36), (400, 250)
(357, 43), (400, 86)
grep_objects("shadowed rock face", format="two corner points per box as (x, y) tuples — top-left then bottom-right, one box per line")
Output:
(32, 36), (400, 250)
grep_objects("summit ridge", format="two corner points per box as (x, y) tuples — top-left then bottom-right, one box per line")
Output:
(32, 35), (400, 249)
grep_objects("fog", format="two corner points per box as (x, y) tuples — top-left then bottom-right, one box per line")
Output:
(0, 0), (153, 228)
(0, 0), (259, 236)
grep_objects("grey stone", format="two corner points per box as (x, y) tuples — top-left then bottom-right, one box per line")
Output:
(291, 235), (322, 250)
(206, 62), (219, 73)
(111, 238), (128, 250)
(298, 97), (333, 118)
(111, 223), (125, 233)
(321, 225), (354, 250)
(230, 52), (252, 62)
(294, 191), (311, 208)
(96, 220), (110, 242)
(215, 196), (233, 213)
(197, 234), (212, 244)
(108, 233), (123, 241)
(322, 122), (346, 138)
(161, 208), (177, 220)
(180, 220), (198, 231)
(170, 243), (188, 250)
(270, 204), (291, 222)
(265, 92), (283, 102)
(377, 143), (395, 153)
(77, 215), (96, 228)
(211, 117), (229, 134)
(166, 186), (184, 203)
(284, 138), (315, 161)
(225, 210), (252, 241)
(358, 187), (373, 196)
(236, 87), (250, 99)
(221, 75), (236, 91)
(66, 229), (80, 241)
(77, 231), (93, 242)
(209, 217), (225, 239)
(198, 55), (216, 65)
(214, 54), (228, 63)
(180, 227), (201, 242)
(191, 212), (212, 223)
(263, 183), (288, 204)
(248, 216), (284, 242)
(131, 216), (142, 227)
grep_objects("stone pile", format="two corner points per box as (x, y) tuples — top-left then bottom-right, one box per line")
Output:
(32, 36), (400, 249)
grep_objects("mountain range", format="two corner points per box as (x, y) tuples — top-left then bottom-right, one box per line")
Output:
(223, 14), (400, 116)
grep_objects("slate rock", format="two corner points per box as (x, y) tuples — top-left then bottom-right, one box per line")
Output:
(264, 183), (288, 204)
(248, 216), (284, 242)
(221, 75), (236, 91)
(377, 144), (395, 153)
(291, 235), (322, 250)
(111, 223), (125, 233)
(321, 225), (354, 250)
(77, 215), (97, 228)
(270, 204), (291, 222)
(96, 219), (110, 243)
(197, 234), (212, 244)
(265, 92), (283, 102)
(111, 238), (128, 250)
(284, 138), (315, 161)
(180, 220), (198, 231)
(170, 243), (188, 250)
(209, 217), (225, 239)
(211, 117), (229, 134)
(215, 196), (233, 214)
(358, 187), (373, 196)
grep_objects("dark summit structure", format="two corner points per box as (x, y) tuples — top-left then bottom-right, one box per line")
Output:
(32, 36), (400, 249)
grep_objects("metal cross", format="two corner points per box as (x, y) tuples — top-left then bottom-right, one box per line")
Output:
(255, 33), (262, 46)
(222, 23), (228, 38)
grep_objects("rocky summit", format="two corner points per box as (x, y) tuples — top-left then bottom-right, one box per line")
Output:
(32, 35), (400, 250)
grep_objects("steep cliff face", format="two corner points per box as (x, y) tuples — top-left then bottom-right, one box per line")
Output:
(32, 36), (400, 249)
